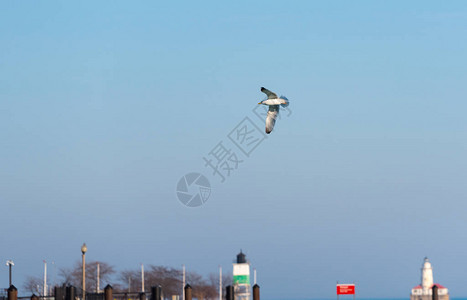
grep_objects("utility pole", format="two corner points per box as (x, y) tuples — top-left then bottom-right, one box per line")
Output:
(254, 268), (256, 285)
(182, 265), (185, 300)
(219, 266), (222, 300)
(97, 263), (100, 293)
(141, 264), (145, 293)
(43, 260), (47, 296)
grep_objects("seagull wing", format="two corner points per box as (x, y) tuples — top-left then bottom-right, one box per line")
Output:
(261, 87), (278, 99)
(265, 105), (280, 134)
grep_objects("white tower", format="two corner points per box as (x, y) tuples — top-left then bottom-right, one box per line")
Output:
(421, 257), (434, 293)
(233, 251), (250, 300)
(411, 257), (449, 300)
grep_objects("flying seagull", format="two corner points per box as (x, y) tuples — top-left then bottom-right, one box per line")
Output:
(258, 87), (289, 134)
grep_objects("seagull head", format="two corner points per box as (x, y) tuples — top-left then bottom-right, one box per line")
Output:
(258, 100), (264, 105)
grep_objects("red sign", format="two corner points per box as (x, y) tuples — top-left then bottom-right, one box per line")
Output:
(337, 284), (355, 295)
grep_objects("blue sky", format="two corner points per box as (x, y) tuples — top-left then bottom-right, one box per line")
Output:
(1, 1), (467, 299)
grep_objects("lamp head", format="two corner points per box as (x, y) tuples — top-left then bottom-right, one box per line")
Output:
(81, 243), (87, 254)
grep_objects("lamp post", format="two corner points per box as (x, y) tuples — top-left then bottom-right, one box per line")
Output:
(81, 243), (87, 300)
(6, 260), (14, 286)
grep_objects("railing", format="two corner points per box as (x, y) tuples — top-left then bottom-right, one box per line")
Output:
(18, 297), (55, 300)
(113, 293), (144, 300)
(9, 283), (261, 300)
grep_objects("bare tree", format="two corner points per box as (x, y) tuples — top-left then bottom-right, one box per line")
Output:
(116, 265), (228, 300)
(186, 271), (218, 300)
(59, 267), (75, 286)
(208, 273), (232, 294)
(88, 261), (115, 292)
(118, 265), (182, 296)
(23, 276), (43, 295)
(58, 260), (115, 291)
(118, 269), (140, 293)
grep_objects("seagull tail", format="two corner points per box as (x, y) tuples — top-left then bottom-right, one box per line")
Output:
(279, 95), (289, 107)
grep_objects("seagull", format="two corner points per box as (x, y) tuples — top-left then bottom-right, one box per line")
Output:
(258, 87), (289, 134)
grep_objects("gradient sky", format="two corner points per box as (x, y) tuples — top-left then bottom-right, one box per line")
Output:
(1, 1), (467, 299)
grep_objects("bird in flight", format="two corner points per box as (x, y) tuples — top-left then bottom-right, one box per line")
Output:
(258, 87), (289, 134)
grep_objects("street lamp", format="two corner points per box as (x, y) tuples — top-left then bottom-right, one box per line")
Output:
(81, 243), (87, 300)
(5, 260), (14, 286)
